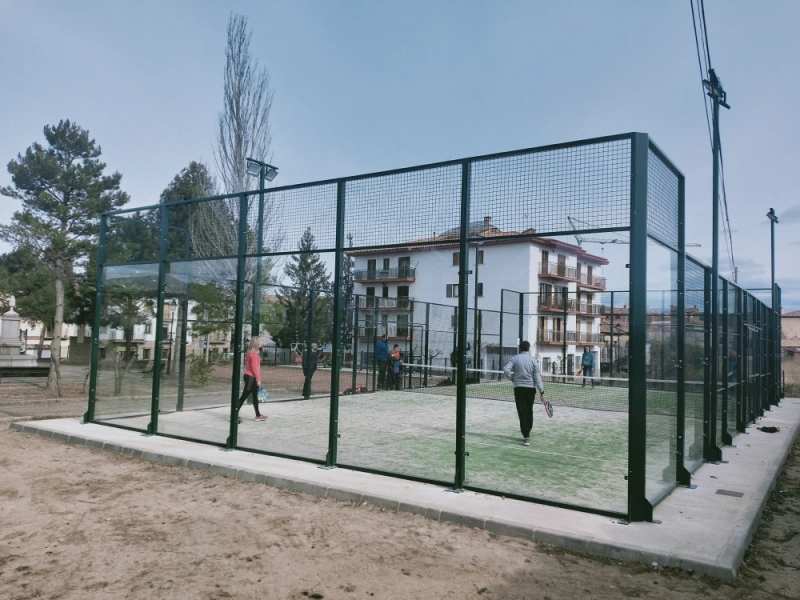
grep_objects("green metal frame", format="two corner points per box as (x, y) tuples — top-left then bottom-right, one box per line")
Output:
(84, 131), (782, 523)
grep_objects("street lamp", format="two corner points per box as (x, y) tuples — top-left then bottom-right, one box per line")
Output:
(245, 158), (279, 339)
(767, 208), (779, 403)
(166, 298), (177, 375)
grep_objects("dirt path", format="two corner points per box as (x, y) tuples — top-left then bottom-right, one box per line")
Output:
(1, 392), (798, 599)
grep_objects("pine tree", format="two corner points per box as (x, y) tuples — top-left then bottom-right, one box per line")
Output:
(274, 227), (332, 349)
(0, 120), (128, 394)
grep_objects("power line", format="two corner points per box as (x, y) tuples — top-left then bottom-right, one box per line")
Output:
(690, 0), (736, 279)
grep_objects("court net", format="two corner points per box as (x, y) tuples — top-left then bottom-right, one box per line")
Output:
(404, 364), (695, 415)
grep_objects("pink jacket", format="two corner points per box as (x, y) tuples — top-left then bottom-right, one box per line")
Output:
(244, 350), (261, 382)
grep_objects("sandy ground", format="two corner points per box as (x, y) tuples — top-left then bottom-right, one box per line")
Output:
(1, 376), (799, 599)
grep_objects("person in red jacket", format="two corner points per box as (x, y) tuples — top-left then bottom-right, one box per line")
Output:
(236, 337), (267, 423)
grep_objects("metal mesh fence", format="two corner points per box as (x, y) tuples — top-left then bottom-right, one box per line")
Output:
(87, 132), (780, 521)
(646, 148), (680, 248)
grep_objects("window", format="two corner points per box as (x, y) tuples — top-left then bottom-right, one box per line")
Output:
(397, 315), (409, 337)
(477, 250), (484, 265)
(446, 284), (459, 298)
(367, 259), (376, 277)
(366, 287), (375, 307)
(398, 256), (411, 277)
(383, 258), (390, 270)
(397, 285), (409, 298)
(143, 348), (151, 360)
(382, 286), (389, 298)
(542, 357), (551, 372)
(476, 282), (483, 297)
(452, 252), (459, 266)
(144, 322), (152, 334)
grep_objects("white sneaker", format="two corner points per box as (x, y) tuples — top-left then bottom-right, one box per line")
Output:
(523, 438), (530, 446)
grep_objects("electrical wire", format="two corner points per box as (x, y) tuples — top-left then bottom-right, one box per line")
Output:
(689, 0), (737, 280)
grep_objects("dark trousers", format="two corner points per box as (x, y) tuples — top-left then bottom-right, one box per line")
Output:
(237, 375), (261, 417)
(513, 387), (537, 438)
(377, 360), (388, 389)
(302, 370), (315, 398)
(581, 366), (595, 387)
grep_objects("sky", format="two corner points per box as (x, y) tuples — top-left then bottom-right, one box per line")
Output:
(1, 0), (798, 309)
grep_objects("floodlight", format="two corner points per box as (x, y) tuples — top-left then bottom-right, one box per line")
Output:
(246, 159), (262, 177)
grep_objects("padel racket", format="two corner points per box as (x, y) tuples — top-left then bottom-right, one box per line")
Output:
(541, 397), (554, 418)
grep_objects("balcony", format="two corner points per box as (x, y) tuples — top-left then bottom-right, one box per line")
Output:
(575, 302), (605, 316)
(539, 262), (577, 281)
(358, 296), (412, 310)
(577, 272), (607, 290)
(536, 330), (604, 345)
(354, 267), (416, 283)
(537, 295), (576, 312)
(357, 324), (410, 340)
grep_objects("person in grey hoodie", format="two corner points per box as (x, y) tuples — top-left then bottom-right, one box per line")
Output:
(503, 341), (552, 446)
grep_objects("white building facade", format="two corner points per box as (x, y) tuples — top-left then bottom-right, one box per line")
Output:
(350, 221), (608, 376)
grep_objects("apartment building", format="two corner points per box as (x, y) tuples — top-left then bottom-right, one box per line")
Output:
(349, 218), (608, 374)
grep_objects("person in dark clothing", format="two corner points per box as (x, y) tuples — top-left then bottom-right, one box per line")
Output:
(388, 344), (404, 391)
(376, 334), (389, 389)
(503, 341), (550, 446)
(302, 343), (319, 399)
(581, 346), (595, 388)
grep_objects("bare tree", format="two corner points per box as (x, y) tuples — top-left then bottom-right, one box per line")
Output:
(210, 13), (282, 293)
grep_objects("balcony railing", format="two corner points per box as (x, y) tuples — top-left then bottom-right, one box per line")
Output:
(577, 272), (607, 289)
(537, 295), (576, 311)
(575, 302), (605, 315)
(358, 324), (410, 339)
(539, 262), (577, 279)
(354, 267), (416, 282)
(358, 296), (412, 310)
(536, 330), (604, 344)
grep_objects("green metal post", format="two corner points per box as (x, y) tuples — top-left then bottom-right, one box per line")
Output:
(147, 205), (170, 436)
(351, 296), (359, 391)
(176, 294), (188, 412)
(226, 194), (249, 450)
(423, 302), (430, 387)
(84, 215), (107, 423)
(326, 179), (346, 467)
(676, 172), (691, 486)
(610, 291), (615, 377)
(561, 287), (568, 378)
(721, 279), (732, 445)
(453, 160), (471, 491)
(253, 169), (265, 337)
(627, 132), (654, 522)
(736, 287), (745, 432)
(304, 289), (315, 399)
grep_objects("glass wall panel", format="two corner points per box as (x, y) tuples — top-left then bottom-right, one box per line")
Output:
(93, 264), (160, 431)
(156, 259), (237, 446)
(684, 260), (706, 471)
(339, 298), (456, 482)
(645, 240), (678, 502)
(463, 289), (628, 514)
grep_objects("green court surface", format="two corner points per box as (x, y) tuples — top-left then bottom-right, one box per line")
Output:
(91, 368), (702, 515)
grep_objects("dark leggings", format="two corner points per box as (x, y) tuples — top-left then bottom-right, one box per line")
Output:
(513, 387), (537, 438)
(237, 375), (261, 417)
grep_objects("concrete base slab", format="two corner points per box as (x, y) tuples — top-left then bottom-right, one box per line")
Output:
(10, 398), (800, 582)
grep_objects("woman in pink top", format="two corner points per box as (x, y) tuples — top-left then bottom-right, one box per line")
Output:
(236, 337), (267, 423)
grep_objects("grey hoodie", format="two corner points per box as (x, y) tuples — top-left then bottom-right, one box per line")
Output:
(503, 352), (544, 393)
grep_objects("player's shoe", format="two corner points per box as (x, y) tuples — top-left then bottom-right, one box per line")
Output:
(523, 438), (530, 446)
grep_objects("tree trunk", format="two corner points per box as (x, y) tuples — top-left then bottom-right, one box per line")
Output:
(48, 258), (64, 397)
(37, 329), (45, 360)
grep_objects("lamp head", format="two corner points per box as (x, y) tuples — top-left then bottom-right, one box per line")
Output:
(767, 208), (779, 224)
(245, 158), (279, 182)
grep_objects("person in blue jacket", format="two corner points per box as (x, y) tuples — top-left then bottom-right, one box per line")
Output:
(581, 346), (595, 388)
(375, 334), (389, 389)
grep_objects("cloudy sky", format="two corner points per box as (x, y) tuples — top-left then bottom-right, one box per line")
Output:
(1, 1), (798, 308)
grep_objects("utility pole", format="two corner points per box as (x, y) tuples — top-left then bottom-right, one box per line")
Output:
(704, 68), (730, 457)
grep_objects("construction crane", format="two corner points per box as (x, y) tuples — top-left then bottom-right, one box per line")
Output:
(566, 217), (700, 247)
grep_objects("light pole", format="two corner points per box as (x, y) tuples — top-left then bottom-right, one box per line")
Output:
(245, 158), (279, 339)
(767, 208), (779, 403)
(166, 298), (177, 375)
